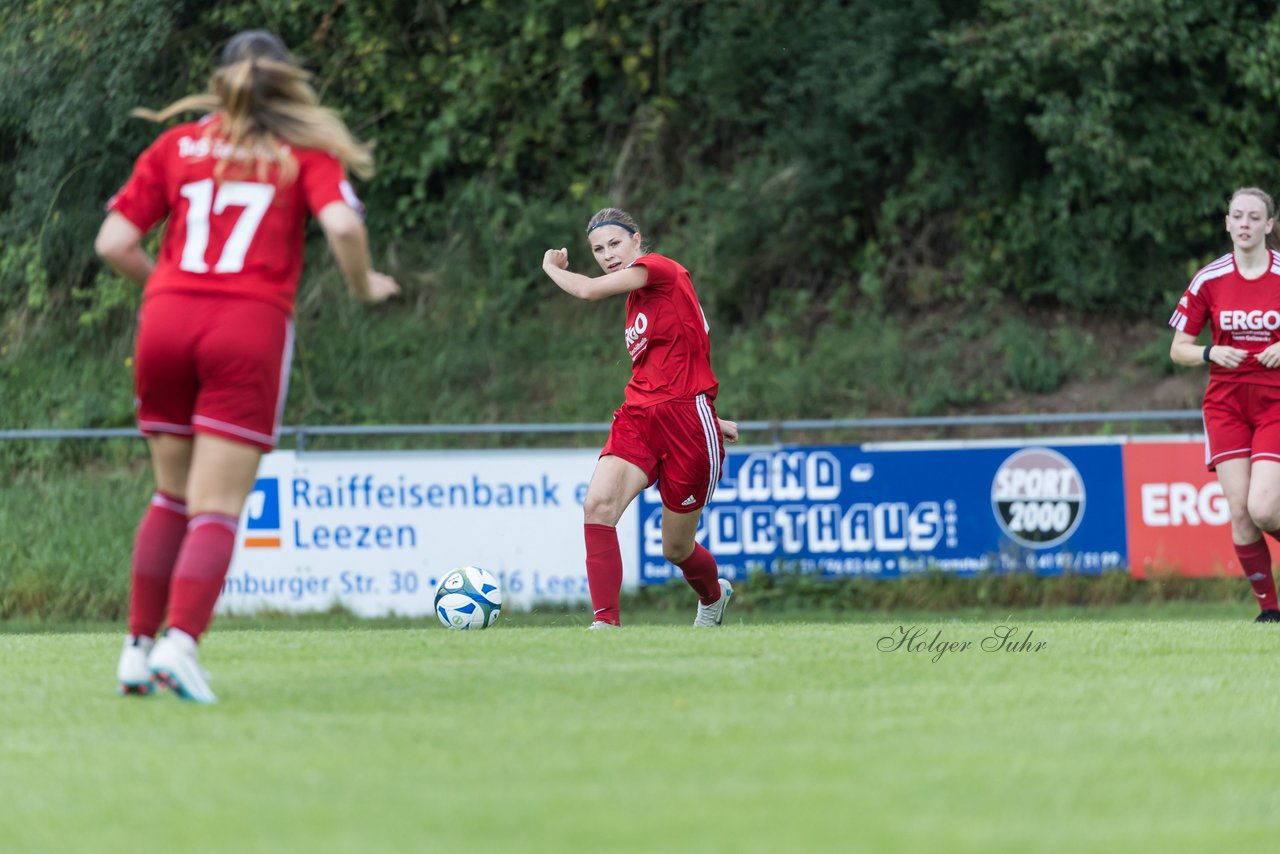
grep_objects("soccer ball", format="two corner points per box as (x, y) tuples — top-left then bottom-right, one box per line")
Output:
(433, 566), (502, 629)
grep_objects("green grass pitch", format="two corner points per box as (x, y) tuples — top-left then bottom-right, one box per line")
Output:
(2, 609), (1279, 852)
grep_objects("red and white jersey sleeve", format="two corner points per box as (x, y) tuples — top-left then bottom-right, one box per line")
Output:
(106, 117), (358, 316)
(108, 135), (172, 234)
(1170, 250), (1280, 387)
(621, 253), (719, 407)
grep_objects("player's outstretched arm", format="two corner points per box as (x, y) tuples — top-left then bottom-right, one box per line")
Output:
(317, 201), (400, 304)
(541, 248), (647, 301)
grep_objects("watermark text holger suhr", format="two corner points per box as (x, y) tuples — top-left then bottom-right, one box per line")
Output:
(878, 625), (1048, 663)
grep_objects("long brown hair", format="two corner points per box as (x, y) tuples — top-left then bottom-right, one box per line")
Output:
(131, 31), (373, 185)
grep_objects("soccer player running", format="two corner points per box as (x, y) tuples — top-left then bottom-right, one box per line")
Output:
(95, 31), (399, 702)
(542, 208), (738, 628)
(1169, 187), (1280, 623)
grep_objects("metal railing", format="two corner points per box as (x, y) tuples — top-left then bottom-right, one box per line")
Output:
(0, 409), (1205, 449)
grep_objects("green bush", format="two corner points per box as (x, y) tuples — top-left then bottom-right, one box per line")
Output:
(2, 0), (1268, 462)
(936, 0), (1280, 310)
(0, 0), (183, 313)
(7, 0), (1280, 327)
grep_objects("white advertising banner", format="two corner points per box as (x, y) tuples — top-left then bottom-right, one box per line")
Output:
(218, 449), (638, 616)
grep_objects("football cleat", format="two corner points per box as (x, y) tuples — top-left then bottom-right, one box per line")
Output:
(693, 578), (733, 627)
(117, 635), (156, 696)
(149, 629), (217, 704)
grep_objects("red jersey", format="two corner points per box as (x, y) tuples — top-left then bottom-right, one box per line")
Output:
(622, 253), (719, 407)
(106, 116), (357, 316)
(1169, 250), (1280, 388)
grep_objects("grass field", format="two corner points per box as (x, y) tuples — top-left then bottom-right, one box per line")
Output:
(3, 605), (1279, 853)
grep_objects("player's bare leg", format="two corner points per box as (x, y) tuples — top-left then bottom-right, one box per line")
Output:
(1217, 457), (1280, 621)
(662, 507), (732, 627)
(118, 434), (195, 696)
(1244, 459), (1280, 622)
(150, 434), (264, 702)
(581, 455), (647, 627)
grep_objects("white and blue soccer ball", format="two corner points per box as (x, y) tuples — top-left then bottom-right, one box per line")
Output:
(433, 566), (502, 629)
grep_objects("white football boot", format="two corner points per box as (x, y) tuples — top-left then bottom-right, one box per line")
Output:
(148, 629), (217, 704)
(117, 635), (156, 696)
(693, 578), (733, 627)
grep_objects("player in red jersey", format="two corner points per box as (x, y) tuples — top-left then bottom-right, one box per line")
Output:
(542, 208), (739, 628)
(95, 31), (399, 701)
(1170, 186), (1280, 622)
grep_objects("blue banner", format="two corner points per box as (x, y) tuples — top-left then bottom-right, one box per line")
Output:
(637, 442), (1128, 583)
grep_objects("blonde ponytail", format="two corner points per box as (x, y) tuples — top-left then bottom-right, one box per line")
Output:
(131, 36), (373, 185)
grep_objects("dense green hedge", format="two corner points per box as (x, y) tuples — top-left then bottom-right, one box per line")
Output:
(4, 0), (1278, 458)
(7, 0), (1280, 323)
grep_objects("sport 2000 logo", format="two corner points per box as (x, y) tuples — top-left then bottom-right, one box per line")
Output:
(990, 448), (1085, 549)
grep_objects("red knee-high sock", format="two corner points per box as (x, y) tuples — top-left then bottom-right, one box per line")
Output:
(128, 491), (189, 638)
(676, 543), (722, 605)
(584, 523), (623, 626)
(167, 513), (239, 641)
(1235, 538), (1278, 611)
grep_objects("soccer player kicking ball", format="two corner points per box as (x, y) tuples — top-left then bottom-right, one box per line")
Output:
(542, 208), (738, 629)
(1169, 187), (1280, 623)
(96, 31), (399, 702)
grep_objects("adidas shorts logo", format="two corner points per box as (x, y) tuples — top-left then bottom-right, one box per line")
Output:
(681, 495), (696, 506)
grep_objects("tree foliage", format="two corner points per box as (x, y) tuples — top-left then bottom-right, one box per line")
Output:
(0, 0), (191, 317)
(936, 0), (1280, 309)
(4, 0), (1280, 429)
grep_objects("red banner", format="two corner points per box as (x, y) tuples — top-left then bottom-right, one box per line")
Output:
(1122, 440), (1236, 578)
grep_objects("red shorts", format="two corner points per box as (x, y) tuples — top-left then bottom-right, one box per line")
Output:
(601, 394), (724, 513)
(134, 293), (294, 451)
(1201, 380), (1280, 470)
